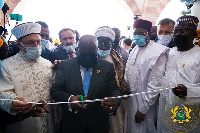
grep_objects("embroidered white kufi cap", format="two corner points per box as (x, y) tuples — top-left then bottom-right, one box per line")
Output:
(94, 26), (115, 41)
(11, 22), (41, 40)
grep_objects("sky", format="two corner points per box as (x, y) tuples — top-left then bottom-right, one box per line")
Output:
(8, 0), (186, 41)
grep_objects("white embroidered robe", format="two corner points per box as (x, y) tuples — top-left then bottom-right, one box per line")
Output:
(124, 41), (169, 133)
(0, 51), (53, 133)
(147, 46), (200, 133)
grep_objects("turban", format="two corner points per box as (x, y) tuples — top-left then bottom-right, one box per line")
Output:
(94, 26), (115, 41)
(175, 15), (199, 30)
(11, 22), (41, 40)
(133, 19), (152, 32)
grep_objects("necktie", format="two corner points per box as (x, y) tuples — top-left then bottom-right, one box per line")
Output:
(83, 69), (91, 96)
(68, 52), (74, 58)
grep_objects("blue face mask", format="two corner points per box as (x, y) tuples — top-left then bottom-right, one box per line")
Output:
(0, 60), (1, 71)
(74, 41), (79, 49)
(20, 42), (42, 59)
(157, 35), (171, 46)
(133, 35), (146, 46)
(97, 48), (110, 58)
(41, 39), (48, 50)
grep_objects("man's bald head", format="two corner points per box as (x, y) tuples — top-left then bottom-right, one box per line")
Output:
(78, 35), (97, 54)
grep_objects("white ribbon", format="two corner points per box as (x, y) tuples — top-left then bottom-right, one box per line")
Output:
(0, 88), (170, 105)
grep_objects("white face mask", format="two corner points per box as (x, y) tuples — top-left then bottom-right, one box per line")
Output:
(157, 35), (172, 46)
(63, 45), (75, 52)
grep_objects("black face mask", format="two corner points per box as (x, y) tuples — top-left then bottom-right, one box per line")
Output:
(112, 38), (120, 48)
(78, 52), (97, 70)
(173, 35), (190, 49)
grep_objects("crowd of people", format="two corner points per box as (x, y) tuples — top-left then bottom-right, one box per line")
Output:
(0, 14), (200, 133)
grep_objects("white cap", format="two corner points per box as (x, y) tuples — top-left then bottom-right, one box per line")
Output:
(94, 26), (115, 41)
(11, 22), (41, 40)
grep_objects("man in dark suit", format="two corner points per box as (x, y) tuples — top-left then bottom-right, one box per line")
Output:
(50, 28), (76, 63)
(51, 35), (120, 133)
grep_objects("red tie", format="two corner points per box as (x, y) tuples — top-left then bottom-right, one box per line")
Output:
(68, 52), (74, 58)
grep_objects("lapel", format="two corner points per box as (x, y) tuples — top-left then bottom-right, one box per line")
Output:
(71, 58), (84, 95)
(59, 48), (69, 60)
(87, 60), (101, 99)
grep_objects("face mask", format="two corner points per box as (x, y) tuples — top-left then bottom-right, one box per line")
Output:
(20, 42), (42, 59)
(157, 35), (172, 46)
(78, 53), (97, 69)
(173, 35), (190, 49)
(41, 39), (48, 50)
(97, 48), (110, 58)
(112, 38), (120, 48)
(74, 43), (78, 49)
(63, 44), (75, 52)
(133, 35), (146, 47)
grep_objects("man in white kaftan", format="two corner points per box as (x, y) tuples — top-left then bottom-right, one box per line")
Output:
(0, 23), (54, 133)
(94, 26), (129, 133)
(124, 19), (169, 133)
(147, 15), (200, 133)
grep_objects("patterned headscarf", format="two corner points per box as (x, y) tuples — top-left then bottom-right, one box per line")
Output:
(94, 26), (115, 41)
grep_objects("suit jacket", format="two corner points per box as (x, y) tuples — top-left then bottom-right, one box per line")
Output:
(51, 57), (120, 133)
(50, 46), (69, 63)
(41, 47), (51, 61)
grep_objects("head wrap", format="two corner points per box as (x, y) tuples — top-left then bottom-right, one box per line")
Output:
(175, 15), (199, 30)
(94, 26), (115, 41)
(133, 19), (152, 32)
(11, 22), (41, 40)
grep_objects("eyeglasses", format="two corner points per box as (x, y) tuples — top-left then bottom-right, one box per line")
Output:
(133, 32), (148, 36)
(21, 40), (41, 46)
(172, 29), (192, 35)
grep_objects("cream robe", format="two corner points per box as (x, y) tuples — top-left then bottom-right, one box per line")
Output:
(0, 51), (53, 133)
(124, 41), (169, 133)
(147, 46), (200, 133)
(101, 55), (124, 133)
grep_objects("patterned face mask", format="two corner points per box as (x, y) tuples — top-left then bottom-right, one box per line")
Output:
(63, 45), (75, 53)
